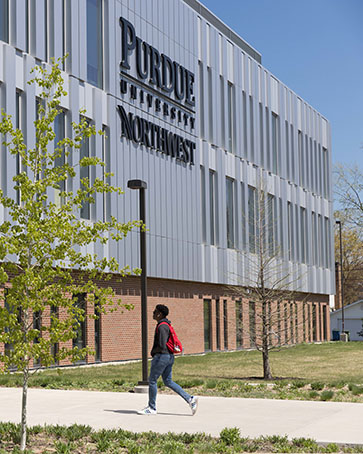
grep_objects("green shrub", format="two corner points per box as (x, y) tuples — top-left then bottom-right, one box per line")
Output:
(320, 390), (334, 401)
(178, 378), (204, 388)
(205, 379), (217, 389)
(309, 391), (319, 399)
(310, 382), (324, 391)
(291, 380), (305, 389)
(351, 385), (363, 396)
(220, 427), (240, 445)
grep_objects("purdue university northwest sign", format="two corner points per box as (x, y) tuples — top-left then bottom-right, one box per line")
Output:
(118, 17), (196, 165)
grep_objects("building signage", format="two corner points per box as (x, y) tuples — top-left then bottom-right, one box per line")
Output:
(118, 17), (196, 165)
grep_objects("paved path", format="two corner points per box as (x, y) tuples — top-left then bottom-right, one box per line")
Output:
(0, 388), (362, 445)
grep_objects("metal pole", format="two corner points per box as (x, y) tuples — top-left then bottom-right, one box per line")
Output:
(139, 187), (148, 384)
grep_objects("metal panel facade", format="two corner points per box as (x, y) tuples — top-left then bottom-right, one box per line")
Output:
(0, 0), (334, 295)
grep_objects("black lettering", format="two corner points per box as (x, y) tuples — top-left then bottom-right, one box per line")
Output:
(120, 17), (136, 70)
(141, 119), (151, 148)
(183, 113), (188, 127)
(170, 107), (176, 120)
(163, 103), (169, 116)
(182, 139), (190, 163)
(173, 62), (185, 101)
(130, 84), (137, 99)
(132, 115), (143, 143)
(185, 69), (195, 107)
(149, 46), (162, 87)
(161, 54), (174, 94)
(140, 90), (144, 103)
(155, 98), (161, 112)
(136, 37), (149, 80)
(117, 105), (133, 140)
(190, 117), (195, 130)
(147, 93), (153, 108)
(189, 141), (196, 165)
(160, 128), (168, 154)
(153, 124), (161, 151)
(177, 110), (182, 123)
(120, 79), (128, 94)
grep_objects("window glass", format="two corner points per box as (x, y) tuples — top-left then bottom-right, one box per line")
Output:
(223, 300), (228, 350)
(200, 166), (206, 243)
(87, 0), (103, 88)
(226, 178), (235, 248)
(227, 83), (234, 153)
(203, 299), (211, 351)
(54, 111), (66, 206)
(248, 186), (256, 253)
(235, 300), (243, 349)
(73, 294), (87, 360)
(209, 170), (217, 245)
(0, 0), (9, 43)
(249, 301), (256, 345)
(80, 119), (90, 220)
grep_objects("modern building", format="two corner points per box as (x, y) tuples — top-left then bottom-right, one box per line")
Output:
(0, 0), (334, 364)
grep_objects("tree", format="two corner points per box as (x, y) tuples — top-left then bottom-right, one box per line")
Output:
(0, 59), (139, 451)
(334, 163), (363, 236)
(334, 214), (363, 306)
(229, 174), (308, 380)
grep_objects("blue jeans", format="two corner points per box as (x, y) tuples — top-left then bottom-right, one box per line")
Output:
(148, 353), (191, 411)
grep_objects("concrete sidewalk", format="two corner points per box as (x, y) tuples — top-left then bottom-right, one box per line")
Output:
(0, 388), (362, 445)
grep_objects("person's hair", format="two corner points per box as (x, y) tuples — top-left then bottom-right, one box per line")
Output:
(155, 304), (169, 317)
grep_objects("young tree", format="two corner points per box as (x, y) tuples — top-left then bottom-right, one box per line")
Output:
(334, 163), (363, 236)
(0, 59), (139, 451)
(230, 175), (308, 380)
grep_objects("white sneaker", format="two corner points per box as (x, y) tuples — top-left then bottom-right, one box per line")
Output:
(137, 406), (157, 415)
(189, 396), (198, 415)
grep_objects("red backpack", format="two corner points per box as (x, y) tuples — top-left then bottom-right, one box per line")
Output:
(158, 322), (183, 354)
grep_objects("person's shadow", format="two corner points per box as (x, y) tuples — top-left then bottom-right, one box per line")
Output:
(104, 409), (191, 417)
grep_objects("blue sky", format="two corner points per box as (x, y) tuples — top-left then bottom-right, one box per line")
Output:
(201, 0), (363, 168)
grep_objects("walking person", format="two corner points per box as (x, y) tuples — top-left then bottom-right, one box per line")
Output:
(138, 304), (198, 415)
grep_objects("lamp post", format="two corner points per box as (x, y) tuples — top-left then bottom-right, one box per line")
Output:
(127, 179), (148, 385)
(336, 220), (345, 337)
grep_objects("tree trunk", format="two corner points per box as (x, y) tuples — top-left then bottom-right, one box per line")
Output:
(20, 367), (29, 451)
(262, 348), (272, 380)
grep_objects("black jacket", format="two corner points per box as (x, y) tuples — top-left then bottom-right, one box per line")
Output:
(151, 318), (171, 356)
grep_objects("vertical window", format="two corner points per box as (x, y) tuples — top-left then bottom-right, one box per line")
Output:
(298, 131), (303, 187)
(248, 186), (256, 253)
(54, 111), (66, 207)
(271, 113), (279, 174)
(303, 303), (306, 342)
(50, 305), (59, 364)
(312, 212), (317, 266)
(241, 182), (247, 251)
(199, 62), (204, 139)
(277, 302), (281, 346)
(227, 82), (235, 153)
(312, 304), (317, 342)
(94, 299), (101, 361)
(226, 178), (235, 248)
(265, 107), (270, 171)
(0, 0), (9, 43)
(287, 202), (293, 261)
(33, 311), (42, 367)
(259, 103), (264, 166)
(300, 207), (307, 264)
(284, 303), (288, 344)
(323, 147), (329, 198)
(223, 300), (228, 350)
(80, 119), (90, 220)
(318, 214), (323, 268)
(220, 76), (225, 148)
(285, 121), (290, 180)
(323, 305), (328, 341)
(87, 0), (103, 88)
(295, 204), (300, 263)
(73, 294), (87, 360)
(249, 301), (256, 345)
(242, 91), (247, 157)
(279, 198), (284, 257)
(267, 194), (275, 256)
(249, 96), (254, 160)
(209, 170), (217, 246)
(44, 0), (48, 61)
(235, 300), (243, 349)
(308, 304), (312, 342)
(16, 93), (22, 205)
(102, 127), (111, 222)
(290, 125), (295, 183)
(203, 299), (211, 351)
(200, 166), (206, 243)
(208, 67), (213, 143)
(216, 299), (221, 350)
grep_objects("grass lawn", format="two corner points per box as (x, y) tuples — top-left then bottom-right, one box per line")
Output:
(1, 342), (363, 402)
(1, 423), (363, 454)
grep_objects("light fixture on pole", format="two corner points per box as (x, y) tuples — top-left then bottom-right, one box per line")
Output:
(128, 179), (148, 385)
(335, 220), (345, 340)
